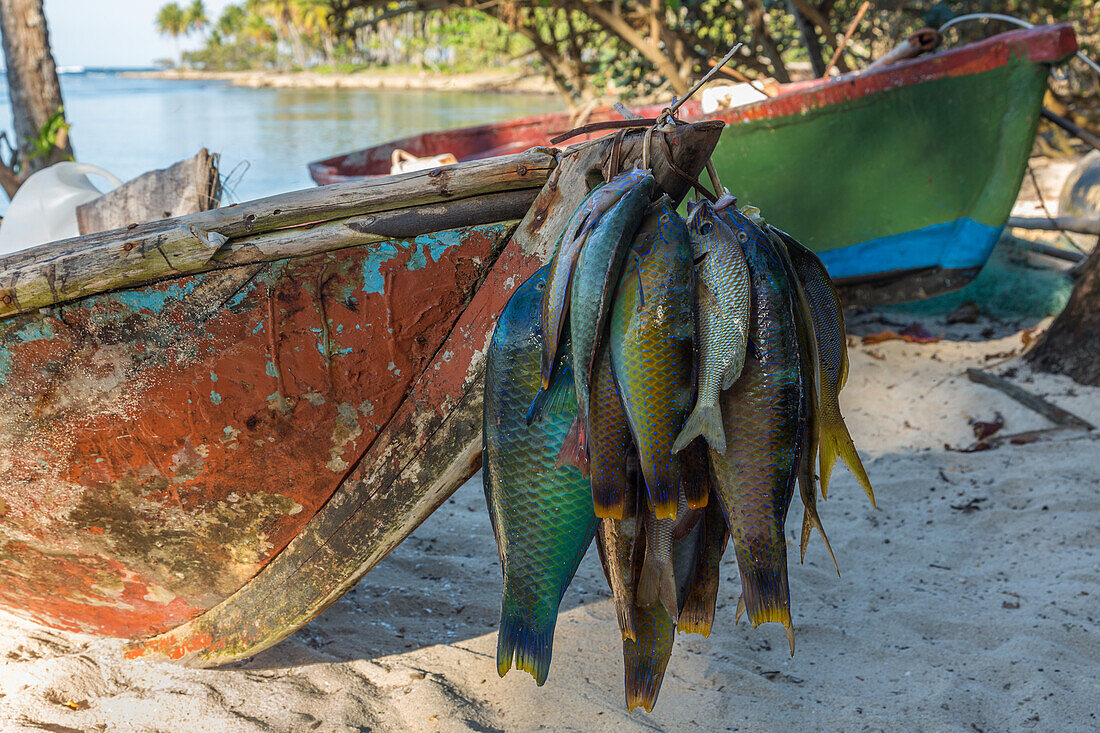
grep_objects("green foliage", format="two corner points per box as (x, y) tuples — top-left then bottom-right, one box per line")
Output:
(163, 0), (1100, 104)
(155, 2), (186, 38)
(19, 107), (72, 172)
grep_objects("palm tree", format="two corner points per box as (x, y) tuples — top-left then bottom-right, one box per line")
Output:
(155, 2), (187, 66)
(185, 0), (209, 36)
(293, 0), (336, 63)
(216, 4), (246, 39)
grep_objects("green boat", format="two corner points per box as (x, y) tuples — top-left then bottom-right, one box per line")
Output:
(310, 24), (1079, 304)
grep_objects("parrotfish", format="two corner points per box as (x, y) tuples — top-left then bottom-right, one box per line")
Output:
(484, 265), (597, 686)
(538, 168), (653, 389)
(609, 196), (695, 519)
(674, 199), (751, 457)
(623, 494), (699, 713)
(765, 221), (838, 573)
(595, 507), (640, 643)
(678, 492), (730, 637)
(772, 226), (874, 506)
(570, 172), (655, 427)
(708, 206), (800, 655)
(637, 500), (676, 619)
(587, 342), (634, 518)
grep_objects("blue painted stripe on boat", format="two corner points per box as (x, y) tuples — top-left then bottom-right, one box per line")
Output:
(817, 218), (1003, 280)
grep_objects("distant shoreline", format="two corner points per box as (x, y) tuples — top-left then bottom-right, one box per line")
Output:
(121, 68), (558, 95)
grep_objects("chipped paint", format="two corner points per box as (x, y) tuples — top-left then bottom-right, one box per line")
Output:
(0, 222), (510, 638)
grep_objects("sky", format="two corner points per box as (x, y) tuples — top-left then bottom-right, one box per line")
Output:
(42, 0), (236, 68)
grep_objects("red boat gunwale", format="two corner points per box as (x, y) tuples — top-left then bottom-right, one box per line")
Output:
(308, 24), (1077, 186)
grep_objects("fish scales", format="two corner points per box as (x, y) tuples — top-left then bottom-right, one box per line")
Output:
(609, 196), (695, 520)
(622, 494), (700, 713)
(588, 342), (634, 518)
(539, 169), (652, 388)
(766, 224), (838, 574)
(570, 173), (655, 426)
(675, 202), (752, 457)
(774, 228), (874, 505)
(484, 265), (597, 686)
(708, 207), (801, 653)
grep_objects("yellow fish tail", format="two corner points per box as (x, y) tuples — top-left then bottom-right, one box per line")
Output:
(819, 403), (875, 507)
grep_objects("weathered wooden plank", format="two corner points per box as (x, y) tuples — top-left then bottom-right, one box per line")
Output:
(76, 149), (221, 235)
(213, 188), (538, 267)
(0, 221), (515, 638)
(0, 148), (555, 318)
(123, 121), (725, 666)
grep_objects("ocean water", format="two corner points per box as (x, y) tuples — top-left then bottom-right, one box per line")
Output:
(0, 71), (563, 213)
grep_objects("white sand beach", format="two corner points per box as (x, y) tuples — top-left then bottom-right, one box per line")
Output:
(1, 307), (1098, 732)
(1, 158), (1098, 731)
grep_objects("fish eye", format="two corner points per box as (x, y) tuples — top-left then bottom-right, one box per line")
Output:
(737, 230), (748, 244)
(536, 280), (545, 291)
(699, 222), (713, 235)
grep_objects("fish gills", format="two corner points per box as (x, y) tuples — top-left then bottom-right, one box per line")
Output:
(775, 228), (874, 506)
(588, 342), (633, 518)
(484, 266), (597, 685)
(708, 208), (800, 652)
(674, 201), (752, 455)
(539, 168), (652, 388)
(610, 196), (696, 519)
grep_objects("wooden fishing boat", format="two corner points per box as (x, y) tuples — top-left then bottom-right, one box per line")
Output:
(0, 121), (723, 666)
(310, 25), (1079, 304)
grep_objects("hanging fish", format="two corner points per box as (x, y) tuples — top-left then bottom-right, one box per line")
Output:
(623, 494), (700, 714)
(484, 265), (597, 686)
(595, 509), (641, 643)
(569, 171), (654, 430)
(764, 220), (838, 573)
(674, 199), (752, 458)
(637, 500), (676, 619)
(609, 196), (695, 520)
(587, 342), (634, 518)
(770, 226), (874, 506)
(538, 168), (653, 389)
(707, 206), (800, 655)
(678, 492), (730, 637)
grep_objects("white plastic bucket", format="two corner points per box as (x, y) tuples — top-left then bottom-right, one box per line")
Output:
(0, 162), (123, 255)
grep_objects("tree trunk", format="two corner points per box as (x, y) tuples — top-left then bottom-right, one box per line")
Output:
(0, 0), (73, 178)
(1025, 244), (1100, 385)
(785, 0), (827, 77)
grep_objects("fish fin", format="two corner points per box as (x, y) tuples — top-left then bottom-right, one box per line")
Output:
(819, 409), (874, 507)
(719, 354), (746, 391)
(738, 564), (792, 634)
(800, 502), (840, 577)
(638, 529), (677, 619)
(595, 527), (636, 641)
(746, 338), (761, 361)
(677, 440), (711, 509)
(734, 595), (745, 624)
(525, 387), (548, 425)
(592, 492), (625, 520)
(496, 606), (555, 685)
(528, 363), (576, 424)
(678, 504), (728, 637)
(554, 415), (590, 478)
(623, 605), (674, 714)
(672, 404), (726, 455)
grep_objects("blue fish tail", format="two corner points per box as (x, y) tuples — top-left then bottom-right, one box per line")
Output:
(497, 604), (556, 686)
